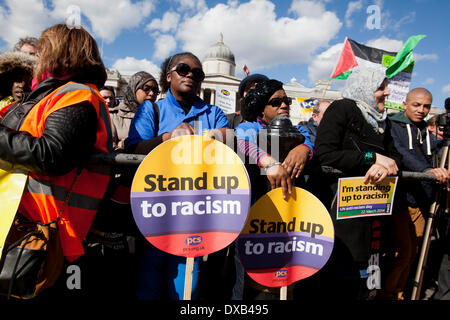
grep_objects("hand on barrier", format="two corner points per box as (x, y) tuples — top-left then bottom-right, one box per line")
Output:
(282, 144), (309, 180)
(364, 163), (389, 184)
(427, 168), (450, 184)
(375, 153), (399, 176)
(165, 123), (196, 140)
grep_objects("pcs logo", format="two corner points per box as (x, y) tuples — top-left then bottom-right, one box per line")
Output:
(221, 89), (230, 96)
(275, 269), (288, 278)
(185, 235), (203, 246)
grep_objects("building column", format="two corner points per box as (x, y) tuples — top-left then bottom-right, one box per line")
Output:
(210, 89), (216, 105)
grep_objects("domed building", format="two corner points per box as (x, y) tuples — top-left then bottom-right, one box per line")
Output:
(203, 33), (236, 76)
(200, 33), (242, 114)
(199, 33), (342, 124)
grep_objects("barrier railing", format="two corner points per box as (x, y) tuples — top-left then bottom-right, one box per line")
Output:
(90, 153), (439, 181)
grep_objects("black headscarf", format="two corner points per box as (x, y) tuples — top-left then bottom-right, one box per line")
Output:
(123, 71), (156, 112)
(241, 79), (283, 122)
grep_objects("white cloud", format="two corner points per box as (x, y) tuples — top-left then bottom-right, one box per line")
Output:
(366, 37), (404, 52)
(0, 0), (57, 48)
(289, 0), (326, 17)
(308, 42), (344, 83)
(443, 84), (450, 96)
(422, 78), (435, 85)
(391, 11), (416, 31)
(112, 56), (160, 77)
(173, 0), (208, 13)
(415, 53), (438, 62)
(147, 11), (180, 33)
(345, 0), (363, 28)
(174, 0), (342, 71)
(0, 0), (156, 47)
(51, 0), (156, 43)
(153, 34), (177, 61)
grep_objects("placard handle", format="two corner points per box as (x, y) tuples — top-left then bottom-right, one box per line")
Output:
(183, 257), (194, 300)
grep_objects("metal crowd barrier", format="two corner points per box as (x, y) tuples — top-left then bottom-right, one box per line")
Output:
(90, 153), (438, 182)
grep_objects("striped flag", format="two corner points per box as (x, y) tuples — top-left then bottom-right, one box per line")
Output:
(331, 37), (426, 111)
(331, 38), (398, 80)
(386, 35), (426, 79)
(331, 38), (358, 79)
(243, 65), (250, 76)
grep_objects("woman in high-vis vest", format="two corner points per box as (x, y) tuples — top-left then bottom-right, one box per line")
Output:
(0, 24), (112, 264)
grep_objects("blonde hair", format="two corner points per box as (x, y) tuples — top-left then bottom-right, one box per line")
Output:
(34, 24), (106, 89)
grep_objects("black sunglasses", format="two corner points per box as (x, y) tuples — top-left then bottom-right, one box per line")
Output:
(267, 96), (292, 108)
(169, 63), (205, 82)
(141, 85), (159, 95)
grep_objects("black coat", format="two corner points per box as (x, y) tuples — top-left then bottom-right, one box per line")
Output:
(310, 98), (401, 263)
(0, 78), (98, 175)
(315, 98), (401, 175)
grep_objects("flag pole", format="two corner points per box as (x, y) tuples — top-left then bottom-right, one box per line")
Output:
(322, 78), (332, 99)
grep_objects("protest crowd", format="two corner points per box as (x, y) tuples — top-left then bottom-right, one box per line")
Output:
(0, 23), (449, 303)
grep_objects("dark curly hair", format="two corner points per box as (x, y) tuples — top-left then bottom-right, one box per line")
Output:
(158, 52), (202, 94)
(241, 79), (284, 122)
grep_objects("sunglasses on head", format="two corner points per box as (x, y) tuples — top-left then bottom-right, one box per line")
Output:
(267, 96), (292, 108)
(169, 63), (205, 82)
(141, 85), (159, 95)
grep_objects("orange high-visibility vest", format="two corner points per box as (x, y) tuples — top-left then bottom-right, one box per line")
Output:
(1, 82), (112, 262)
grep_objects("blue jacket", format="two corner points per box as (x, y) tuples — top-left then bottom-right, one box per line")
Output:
(303, 117), (318, 146)
(125, 90), (229, 148)
(235, 118), (314, 153)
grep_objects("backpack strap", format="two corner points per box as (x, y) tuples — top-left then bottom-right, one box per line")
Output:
(152, 102), (160, 137)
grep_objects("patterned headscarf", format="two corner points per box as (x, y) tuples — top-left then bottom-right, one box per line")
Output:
(241, 79), (284, 122)
(342, 67), (387, 133)
(124, 71), (155, 112)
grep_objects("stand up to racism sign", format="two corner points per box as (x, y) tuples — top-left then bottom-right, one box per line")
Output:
(130, 135), (251, 258)
(237, 187), (334, 289)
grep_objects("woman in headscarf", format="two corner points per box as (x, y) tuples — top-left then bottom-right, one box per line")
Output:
(305, 67), (402, 300)
(235, 79), (314, 202)
(110, 71), (158, 151)
(234, 79), (314, 300)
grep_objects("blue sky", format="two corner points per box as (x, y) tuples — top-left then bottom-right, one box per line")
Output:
(0, 0), (448, 108)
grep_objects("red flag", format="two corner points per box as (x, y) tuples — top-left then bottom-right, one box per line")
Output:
(331, 38), (358, 79)
(243, 65), (250, 76)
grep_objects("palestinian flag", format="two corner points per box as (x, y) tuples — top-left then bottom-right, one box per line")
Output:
(386, 35), (426, 78)
(330, 36), (426, 111)
(331, 38), (398, 80)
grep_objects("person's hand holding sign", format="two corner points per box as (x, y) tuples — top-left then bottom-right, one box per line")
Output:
(260, 155), (292, 199)
(163, 122), (195, 141)
(364, 153), (398, 184)
(282, 144), (310, 180)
